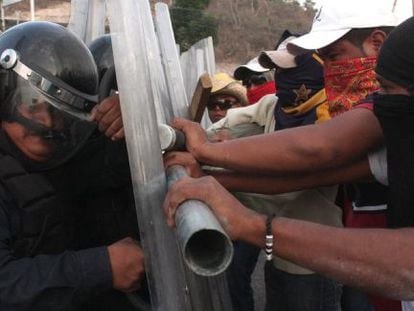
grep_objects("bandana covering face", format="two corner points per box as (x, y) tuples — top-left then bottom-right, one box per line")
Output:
(274, 53), (326, 130)
(275, 53), (324, 109)
(374, 93), (414, 227)
(324, 57), (379, 117)
(246, 81), (276, 104)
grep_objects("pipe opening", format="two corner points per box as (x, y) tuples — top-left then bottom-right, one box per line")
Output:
(185, 229), (232, 276)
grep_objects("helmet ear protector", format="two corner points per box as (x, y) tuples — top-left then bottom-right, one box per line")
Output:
(0, 49), (98, 120)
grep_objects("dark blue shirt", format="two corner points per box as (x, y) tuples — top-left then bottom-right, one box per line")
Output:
(0, 198), (112, 310)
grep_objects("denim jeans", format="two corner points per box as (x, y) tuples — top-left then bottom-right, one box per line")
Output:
(227, 241), (261, 311)
(264, 262), (342, 311)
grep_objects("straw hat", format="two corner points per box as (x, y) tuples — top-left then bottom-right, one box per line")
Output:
(211, 73), (248, 106)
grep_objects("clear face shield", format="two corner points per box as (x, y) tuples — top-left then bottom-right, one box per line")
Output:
(0, 49), (98, 168)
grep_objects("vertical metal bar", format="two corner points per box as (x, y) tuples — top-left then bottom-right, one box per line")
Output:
(154, 3), (189, 119)
(155, 4), (233, 311)
(205, 37), (216, 75)
(84, 0), (105, 45)
(106, 0), (190, 310)
(134, 0), (171, 124)
(178, 37), (215, 129)
(179, 50), (192, 101)
(68, 0), (105, 44)
(30, 0), (34, 21)
(1, 7), (5, 31)
(67, 0), (89, 41)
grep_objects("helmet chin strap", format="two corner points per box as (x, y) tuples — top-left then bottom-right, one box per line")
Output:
(9, 112), (67, 141)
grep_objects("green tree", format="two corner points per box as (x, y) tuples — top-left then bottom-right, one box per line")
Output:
(175, 0), (210, 9)
(170, 0), (217, 50)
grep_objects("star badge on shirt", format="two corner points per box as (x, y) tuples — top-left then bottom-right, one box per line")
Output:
(293, 84), (312, 105)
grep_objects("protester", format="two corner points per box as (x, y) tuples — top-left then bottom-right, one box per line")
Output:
(165, 0), (408, 309)
(233, 57), (276, 105)
(163, 18), (414, 304)
(206, 73), (248, 123)
(209, 32), (343, 311)
(209, 70), (277, 311)
(0, 22), (144, 310)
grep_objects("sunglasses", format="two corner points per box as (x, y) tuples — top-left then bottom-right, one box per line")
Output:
(242, 74), (267, 88)
(207, 99), (239, 110)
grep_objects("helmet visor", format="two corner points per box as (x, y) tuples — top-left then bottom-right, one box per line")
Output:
(4, 76), (96, 168)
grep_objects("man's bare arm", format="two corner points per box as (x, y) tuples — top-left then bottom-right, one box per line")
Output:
(209, 158), (373, 194)
(172, 108), (383, 175)
(163, 177), (414, 301)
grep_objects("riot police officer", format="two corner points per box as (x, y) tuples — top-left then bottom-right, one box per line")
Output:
(0, 21), (144, 310)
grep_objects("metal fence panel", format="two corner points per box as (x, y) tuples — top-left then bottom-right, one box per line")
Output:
(106, 0), (191, 310)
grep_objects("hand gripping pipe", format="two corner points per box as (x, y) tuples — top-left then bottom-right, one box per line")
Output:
(166, 165), (234, 277)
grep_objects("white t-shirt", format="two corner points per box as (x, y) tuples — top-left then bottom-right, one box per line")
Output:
(368, 146), (388, 186)
(402, 301), (414, 311)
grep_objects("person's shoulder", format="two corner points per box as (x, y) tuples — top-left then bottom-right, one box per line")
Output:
(257, 94), (277, 104)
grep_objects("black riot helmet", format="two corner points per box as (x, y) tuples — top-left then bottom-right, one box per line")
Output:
(88, 34), (118, 101)
(88, 34), (113, 81)
(0, 21), (99, 170)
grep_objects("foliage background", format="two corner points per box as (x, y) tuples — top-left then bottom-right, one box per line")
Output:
(167, 0), (316, 63)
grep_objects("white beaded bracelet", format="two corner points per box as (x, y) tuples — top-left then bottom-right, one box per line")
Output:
(265, 215), (275, 261)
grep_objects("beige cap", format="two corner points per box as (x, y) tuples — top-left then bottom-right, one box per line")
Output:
(210, 73), (248, 106)
(258, 36), (297, 69)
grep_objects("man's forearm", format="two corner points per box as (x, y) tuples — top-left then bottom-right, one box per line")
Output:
(209, 158), (373, 194)
(199, 109), (383, 175)
(244, 216), (414, 301)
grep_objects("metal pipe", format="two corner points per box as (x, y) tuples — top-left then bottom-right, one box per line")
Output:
(158, 124), (186, 152)
(155, 4), (234, 276)
(167, 165), (234, 276)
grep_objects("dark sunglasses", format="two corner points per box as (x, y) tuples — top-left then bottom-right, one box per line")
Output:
(207, 98), (239, 110)
(242, 74), (267, 88)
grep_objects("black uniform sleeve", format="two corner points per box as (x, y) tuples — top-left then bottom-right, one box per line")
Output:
(0, 203), (113, 311)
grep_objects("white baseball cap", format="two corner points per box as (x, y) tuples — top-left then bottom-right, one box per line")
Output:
(258, 36), (298, 69)
(233, 57), (269, 81)
(288, 0), (403, 51)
